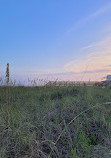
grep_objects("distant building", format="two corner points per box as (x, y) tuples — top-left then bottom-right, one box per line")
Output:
(106, 75), (111, 82)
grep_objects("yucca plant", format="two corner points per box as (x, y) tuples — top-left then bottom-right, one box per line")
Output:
(6, 63), (9, 86)
(5, 63), (11, 128)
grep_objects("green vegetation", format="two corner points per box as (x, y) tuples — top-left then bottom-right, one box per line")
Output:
(0, 85), (111, 158)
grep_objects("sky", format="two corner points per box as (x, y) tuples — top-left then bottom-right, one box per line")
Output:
(0, 0), (111, 84)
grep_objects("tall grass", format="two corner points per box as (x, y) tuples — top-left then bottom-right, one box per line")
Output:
(0, 83), (111, 157)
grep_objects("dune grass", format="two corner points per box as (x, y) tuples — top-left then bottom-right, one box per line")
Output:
(0, 85), (111, 157)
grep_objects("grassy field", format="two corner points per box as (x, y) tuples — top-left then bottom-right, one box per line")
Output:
(0, 85), (111, 158)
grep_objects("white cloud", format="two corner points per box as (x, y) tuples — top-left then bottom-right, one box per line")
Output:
(64, 2), (111, 36)
(20, 35), (111, 82)
(63, 35), (111, 80)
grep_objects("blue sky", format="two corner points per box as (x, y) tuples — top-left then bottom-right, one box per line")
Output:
(0, 0), (111, 83)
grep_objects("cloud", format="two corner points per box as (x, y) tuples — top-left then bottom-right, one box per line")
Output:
(64, 2), (111, 36)
(63, 34), (111, 80)
(17, 24), (111, 82)
(19, 34), (111, 82)
(47, 68), (111, 76)
(107, 65), (111, 67)
(82, 69), (111, 74)
(81, 45), (94, 50)
(44, 71), (77, 76)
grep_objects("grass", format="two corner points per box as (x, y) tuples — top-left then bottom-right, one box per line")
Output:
(0, 85), (111, 157)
